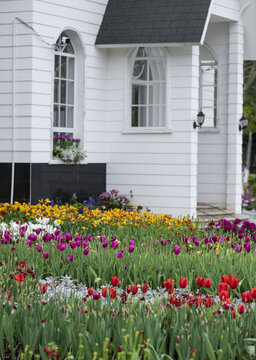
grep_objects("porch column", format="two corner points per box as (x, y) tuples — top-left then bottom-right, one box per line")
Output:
(226, 21), (244, 214)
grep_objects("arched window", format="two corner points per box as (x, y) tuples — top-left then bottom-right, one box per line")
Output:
(131, 47), (166, 128)
(200, 46), (218, 127)
(53, 30), (85, 145)
(53, 31), (75, 137)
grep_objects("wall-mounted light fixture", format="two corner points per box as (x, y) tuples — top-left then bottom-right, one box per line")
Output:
(54, 36), (71, 52)
(239, 114), (248, 131)
(193, 111), (205, 129)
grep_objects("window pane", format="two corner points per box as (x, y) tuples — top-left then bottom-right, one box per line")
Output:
(67, 107), (74, 128)
(54, 80), (59, 103)
(149, 83), (166, 106)
(61, 80), (66, 104)
(132, 106), (147, 127)
(68, 58), (75, 79)
(133, 60), (147, 80)
(148, 106), (165, 127)
(54, 105), (59, 127)
(60, 106), (66, 127)
(68, 82), (74, 104)
(54, 55), (60, 77)
(149, 59), (166, 81)
(61, 56), (67, 78)
(132, 84), (147, 105)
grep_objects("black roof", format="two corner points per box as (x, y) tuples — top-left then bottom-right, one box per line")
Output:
(96, 0), (211, 46)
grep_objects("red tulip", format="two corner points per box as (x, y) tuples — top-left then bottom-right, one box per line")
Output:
(218, 282), (229, 292)
(132, 285), (138, 295)
(164, 278), (174, 290)
(141, 283), (148, 293)
(229, 277), (239, 289)
(224, 299), (231, 310)
(111, 276), (119, 286)
(93, 292), (101, 300)
(242, 291), (253, 303)
(204, 298), (213, 308)
(221, 275), (230, 284)
(231, 310), (236, 319)
(179, 277), (188, 289)
(219, 290), (229, 301)
(196, 276), (205, 288)
(238, 304), (245, 314)
(88, 288), (93, 296)
(251, 288), (256, 298)
(110, 288), (117, 299)
(204, 279), (212, 288)
(40, 284), (48, 294)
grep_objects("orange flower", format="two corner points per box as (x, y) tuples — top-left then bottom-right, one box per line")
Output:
(110, 288), (117, 299)
(102, 287), (109, 298)
(14, 273), (24, 284)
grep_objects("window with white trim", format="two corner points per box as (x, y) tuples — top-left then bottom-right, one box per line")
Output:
(131, 47), (166, 128)
(53, 32), (75, 137)
(200, 46), (218, 128)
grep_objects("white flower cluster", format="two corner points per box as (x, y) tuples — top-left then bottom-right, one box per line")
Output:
(61, 146), (85, 164)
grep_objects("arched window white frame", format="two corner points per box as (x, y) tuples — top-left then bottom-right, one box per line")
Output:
(53, 30), (85, 140)
(131, 47), (166, 128)
(200, 46), (218, 128)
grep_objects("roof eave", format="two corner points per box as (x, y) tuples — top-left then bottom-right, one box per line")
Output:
(96, 42), (200, 49)
(200, 0), (214, 45)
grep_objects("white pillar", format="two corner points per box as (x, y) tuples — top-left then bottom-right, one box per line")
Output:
(226, 22), (244, 214)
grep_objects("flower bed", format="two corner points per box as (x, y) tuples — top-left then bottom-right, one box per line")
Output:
(1, 201), (256, 359)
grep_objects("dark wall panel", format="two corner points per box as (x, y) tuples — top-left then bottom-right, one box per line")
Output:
(0, 163), (106, 204)
(31, 163), (106, 203)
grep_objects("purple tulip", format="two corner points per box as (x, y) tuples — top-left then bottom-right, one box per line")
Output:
(129, 245), (134, 253)
(244, 243), (252, 253)
(37, 245), (43, 252)
(236, 245), (242, 253)
(174, 245), (180, 255)
(111, 240), (119, 249)
(117, 251), (124, 259)
(70, 241), (76, 249)
(67, 254), (73, 262)
(58, 243), (67, 251)
(43, 252), (49, 259)
(83, 247), (89, 255)
(103, 241), (109, 248)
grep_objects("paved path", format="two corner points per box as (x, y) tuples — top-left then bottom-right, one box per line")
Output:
(197, 203), (256, 224)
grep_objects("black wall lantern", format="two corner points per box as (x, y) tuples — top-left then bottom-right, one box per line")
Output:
(193, 111), (205, 129)
(239, 114), (248, 131)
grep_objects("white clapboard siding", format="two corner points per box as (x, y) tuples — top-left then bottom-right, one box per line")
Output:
(106, 46), (199, 216)
(197, 22), (229, 208)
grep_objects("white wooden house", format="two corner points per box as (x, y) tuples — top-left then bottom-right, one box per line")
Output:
(0, 0), (255, 217)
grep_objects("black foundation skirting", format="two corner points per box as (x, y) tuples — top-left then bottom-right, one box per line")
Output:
(0, 163), (106, 204)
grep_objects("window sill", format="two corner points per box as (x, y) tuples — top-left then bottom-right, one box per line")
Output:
(122, 128), (172, 134)
(198, 127), (219, 133)
(48, 158), (88, 165)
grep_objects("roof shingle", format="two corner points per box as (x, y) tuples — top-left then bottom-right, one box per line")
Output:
(96, 0), (211, 46)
